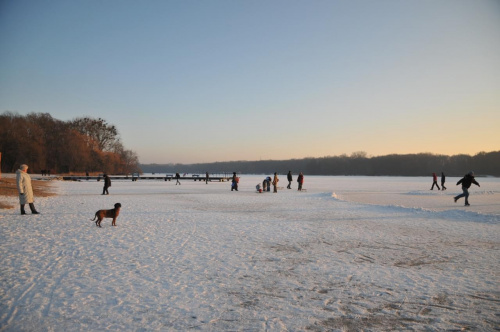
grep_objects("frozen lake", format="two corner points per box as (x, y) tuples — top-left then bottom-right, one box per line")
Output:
(1, 175), (499, 331)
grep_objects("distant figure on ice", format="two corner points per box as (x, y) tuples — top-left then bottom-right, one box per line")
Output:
(231, 172), (239, 191)
(430, 172), (440, 190)
(175, 172), (181, 185)
(205, 172), (209, 184)
(272, 173), (279, 193)
(297, 172), (304, 191)
(262, 177), (271, 192)
(287, 171), (293, 189)
(454, 171), (480, 206)
(102, 174), (111, 195)
(16, 164), (40, 215)
(441, 172), (447, 191)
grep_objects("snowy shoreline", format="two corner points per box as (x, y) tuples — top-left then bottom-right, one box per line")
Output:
(1, 175), (499, 331)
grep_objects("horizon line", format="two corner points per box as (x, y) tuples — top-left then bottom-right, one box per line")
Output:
(139, 150), (499, 165)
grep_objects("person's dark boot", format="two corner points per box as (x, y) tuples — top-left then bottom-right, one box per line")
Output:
(20, 204), (26, 215)
(29, 203), (40, 214)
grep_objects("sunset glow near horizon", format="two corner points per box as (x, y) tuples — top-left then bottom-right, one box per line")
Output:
(1, 1), (499, 164)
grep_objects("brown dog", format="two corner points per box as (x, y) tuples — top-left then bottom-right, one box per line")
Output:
(91, 203), (121, 227)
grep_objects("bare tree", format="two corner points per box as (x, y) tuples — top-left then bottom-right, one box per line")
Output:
(70, 117), (120, 152)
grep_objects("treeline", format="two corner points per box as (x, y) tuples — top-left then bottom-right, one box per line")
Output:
(0, 112), (141, 174)
(140, 151), (500, 177)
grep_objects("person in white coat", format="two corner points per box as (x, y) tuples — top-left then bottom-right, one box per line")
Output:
(16, 164), (39, 215)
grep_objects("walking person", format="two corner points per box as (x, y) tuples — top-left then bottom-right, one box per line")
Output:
(231, 172), (239, 191)
(102, 174), (111, 195)
(205, 171), (209, 184)
(454, 171), (480, 206)
(297, 172), (304, 191)
(441, 172), (447, 191)
(287, 171), (293, 189)
(16, 164), (39, 215)
(175, 172), (181, 185)
(430, 172), (440, 190)
(272, 172), (279, 193)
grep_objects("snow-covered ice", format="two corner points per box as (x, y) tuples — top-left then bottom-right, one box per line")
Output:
(1, 175), (499, 331)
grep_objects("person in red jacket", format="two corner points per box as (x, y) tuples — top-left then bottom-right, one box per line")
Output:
(297, 172), (304, 191)
(454, 171), (480, 206)
(430, 172), (440, 190)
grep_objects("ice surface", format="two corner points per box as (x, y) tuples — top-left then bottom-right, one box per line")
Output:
(1, 175), (499, 331)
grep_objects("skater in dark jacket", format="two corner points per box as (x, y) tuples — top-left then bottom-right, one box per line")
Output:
(287, 171), (293, 189)
(441, 172), (447, 191)
(430, 172), (440, 190)
(102, 174), (111, 195)
(454, 171), (480, 206)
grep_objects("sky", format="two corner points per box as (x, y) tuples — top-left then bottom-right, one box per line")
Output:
(1, 0), (499, 164)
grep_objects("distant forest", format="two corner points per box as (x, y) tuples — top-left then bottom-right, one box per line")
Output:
(0, 112), (141, 174)
(140, 151), (500, 177)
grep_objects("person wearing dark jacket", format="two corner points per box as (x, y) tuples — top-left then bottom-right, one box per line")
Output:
(454, 171), (480, 206)
(287, 171), (293, 189)
(231, 172), (238, 191)
(441, 172), (447, 191)
(263, 177), (271, 192)
(102, 174), (111, 195)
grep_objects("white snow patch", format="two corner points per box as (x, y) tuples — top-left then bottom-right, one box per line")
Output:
(1, 175), (499, 331)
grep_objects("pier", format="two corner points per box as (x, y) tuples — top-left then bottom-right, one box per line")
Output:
(62, 173), (233, 182)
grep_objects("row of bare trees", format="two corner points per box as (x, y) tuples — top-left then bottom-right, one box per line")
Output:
(141, 151), (500, 177)
(0, 112), (141, 174)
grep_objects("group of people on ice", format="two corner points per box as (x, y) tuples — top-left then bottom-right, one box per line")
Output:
(431, 171), (481, 206)
(13, 162), (483, 216)
(430, 172), (447, 191)
(255, 171), (304, 193)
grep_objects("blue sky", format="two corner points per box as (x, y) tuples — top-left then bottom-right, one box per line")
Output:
(1, 0), (499, 164)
